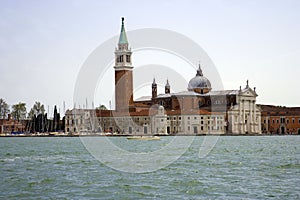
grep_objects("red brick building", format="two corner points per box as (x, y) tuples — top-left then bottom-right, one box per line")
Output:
(260, 105), (300, 134)
(0, 114), (25, 135)
(65, 18), (262, 135)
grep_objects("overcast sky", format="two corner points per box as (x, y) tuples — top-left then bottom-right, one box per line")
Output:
(0, 0), (299, 115)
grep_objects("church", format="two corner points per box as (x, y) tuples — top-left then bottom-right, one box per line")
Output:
(65, 18), (262, 135)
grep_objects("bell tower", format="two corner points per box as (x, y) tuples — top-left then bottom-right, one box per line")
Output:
(165, 79), (170, 94)
(114, 17), (134, 112)
(152, 78), (157, 99)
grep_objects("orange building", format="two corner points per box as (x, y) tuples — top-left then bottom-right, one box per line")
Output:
(260, 105), (300, 134)
(0, 114), (25, 135)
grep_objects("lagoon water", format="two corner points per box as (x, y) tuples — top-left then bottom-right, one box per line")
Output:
(0, 136), (299, 199)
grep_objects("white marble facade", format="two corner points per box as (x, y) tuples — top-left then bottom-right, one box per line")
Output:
(228, 83), (261, 134)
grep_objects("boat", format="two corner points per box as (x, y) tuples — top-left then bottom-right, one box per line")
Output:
(126, 136), (160, 140)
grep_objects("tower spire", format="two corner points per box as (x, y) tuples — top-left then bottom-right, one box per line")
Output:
(166, 79), (170, 87)
(165, 79), (170, 94)
(118, 17), (128, 45)
(152, 77), (156, 84)
(152, 77), (157, 99)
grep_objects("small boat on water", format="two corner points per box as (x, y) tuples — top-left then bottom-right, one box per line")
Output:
(126, 136), (160, 140)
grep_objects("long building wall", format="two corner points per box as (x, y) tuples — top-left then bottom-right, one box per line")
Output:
(64, 109), (226, 135)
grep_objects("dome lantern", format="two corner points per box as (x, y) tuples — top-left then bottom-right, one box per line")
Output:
(187, 64), (211, 94)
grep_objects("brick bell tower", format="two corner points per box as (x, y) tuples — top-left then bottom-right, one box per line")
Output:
(114, 17), (134, 112)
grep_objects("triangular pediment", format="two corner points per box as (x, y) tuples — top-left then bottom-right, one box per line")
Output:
(240, 87), (257, 97)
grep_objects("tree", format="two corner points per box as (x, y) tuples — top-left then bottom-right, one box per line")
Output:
(28, 101), (45, 119)
(53, 105), (59, 131)
(0, 98), (10, 119)
(11, 102), (27, 121)
(96, 104), (107, 110)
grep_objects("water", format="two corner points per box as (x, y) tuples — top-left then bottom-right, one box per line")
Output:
(0, 136), (299, 199)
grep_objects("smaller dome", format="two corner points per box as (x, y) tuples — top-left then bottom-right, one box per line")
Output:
(188, 65), (211, 94)
(158, 105), (164, 110)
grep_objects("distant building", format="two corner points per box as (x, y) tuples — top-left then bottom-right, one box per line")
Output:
(260, 105), (300, 134)
(65, 18), (262, 135)
(0, 114), (25, 135)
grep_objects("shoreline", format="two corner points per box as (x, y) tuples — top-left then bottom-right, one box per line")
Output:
(0, 133), (299, 137)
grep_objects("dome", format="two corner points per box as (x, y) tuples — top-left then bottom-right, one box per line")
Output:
(188, 76), (211, 89)
(188, 65), (211, 94)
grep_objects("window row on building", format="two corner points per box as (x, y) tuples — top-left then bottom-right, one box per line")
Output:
(64, 108), (226, 135)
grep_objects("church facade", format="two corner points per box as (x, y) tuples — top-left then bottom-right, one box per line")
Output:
(65, 18), (262, 135)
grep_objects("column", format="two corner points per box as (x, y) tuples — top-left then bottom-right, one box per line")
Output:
(249, 100), (252, 133)
(239, 97), (242, 133)
(253, 100), (256, 123)
(253, 100), (256, 132)
(243, 100), (245, 133)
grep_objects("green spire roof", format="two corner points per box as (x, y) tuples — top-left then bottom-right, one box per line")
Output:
(118, 17), (128, 44)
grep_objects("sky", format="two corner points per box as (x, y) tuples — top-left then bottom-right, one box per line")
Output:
(0, 0), (300, 115)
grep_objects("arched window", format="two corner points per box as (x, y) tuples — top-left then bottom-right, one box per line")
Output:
(117, 55), (123, 63)
(207, 100), (211, 105)
(198, 100), (204, 108)
(126, 55), (130, 62)
(159, 100), (164, 106)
